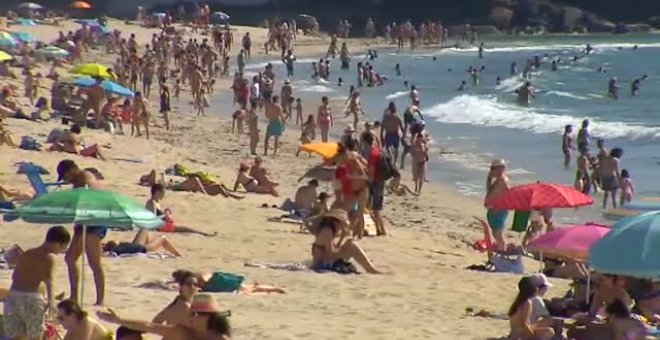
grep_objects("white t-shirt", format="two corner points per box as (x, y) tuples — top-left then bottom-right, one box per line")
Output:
(250, 83), (260, 99)
(529, 296), (550, 323)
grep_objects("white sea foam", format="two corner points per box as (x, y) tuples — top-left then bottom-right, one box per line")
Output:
(495, 76), (525, 92)
(425, 94), (660, 140)
(545, 90), (590, 100)
(385, 90), (408, 100)
(244, 57), (317, 70)
(297, 85), (334, 93)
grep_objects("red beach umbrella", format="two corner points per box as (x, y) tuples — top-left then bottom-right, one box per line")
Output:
(485, 182), (593, 211)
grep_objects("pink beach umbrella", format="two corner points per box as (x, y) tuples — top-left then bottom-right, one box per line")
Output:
(527, 223), (610, 261)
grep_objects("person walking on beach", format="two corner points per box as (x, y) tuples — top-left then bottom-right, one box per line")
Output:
(364, 133), (389, 236)
(317, 96), (333, 142)
(599, 148), (623, 210)
(562, 125), (574, 168)
(56, 159), (107, 305)
(485, 159), (510, 251)
(577, 119), (590, 149)
(381, 102), (403, 165)
(264, 95), (284, 156)
(3, 226), (71, 340)
(345, 91), (363, 130)
(619, 169), (634, 207)
(576, 144), (592, 195)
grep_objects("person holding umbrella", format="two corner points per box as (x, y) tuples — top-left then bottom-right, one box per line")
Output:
(484, 159), (510, 251)
(56, 159), (107, 306)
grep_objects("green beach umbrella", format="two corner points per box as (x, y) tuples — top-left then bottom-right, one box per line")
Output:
(7, 187), (162, 229)
(5, 187), (162, 305)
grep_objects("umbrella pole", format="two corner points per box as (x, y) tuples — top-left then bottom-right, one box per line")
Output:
(586, 271), (591, 305)
(539, 252), (543, 273)
(80, 225), (86, 306)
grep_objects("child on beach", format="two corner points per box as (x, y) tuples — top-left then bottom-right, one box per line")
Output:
(248, 109), (260, 155)
(301, 114), (317, 141)
(232, 109), (245, 134)
(295, 97), (304, 126)
(196, 89), (209, 116)
(620, 169), (634, 207)
(3, 226), (71, 340)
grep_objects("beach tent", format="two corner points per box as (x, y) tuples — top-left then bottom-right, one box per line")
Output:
(17, 2), (44, 10)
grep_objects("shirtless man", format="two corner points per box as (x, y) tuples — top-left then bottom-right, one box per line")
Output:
(3, 226), (71, 340)
(381, 102), (404, 164)
(190, 66), (203, 101)
(77, 78), (105, 128)
(516, 81), (535, 106)
(484, 159), (510, 251)
(599, 148), (623, 210)
(48, 123), (106, 160)
(280, 80), (293, 120)
(294, 180), (319, 212)
(56, 159), (107, 305)
(264, 95), (284, 156)
(132, 91), (150, 139)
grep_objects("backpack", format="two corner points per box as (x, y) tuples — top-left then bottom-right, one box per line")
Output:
(376, 148), (396, 182)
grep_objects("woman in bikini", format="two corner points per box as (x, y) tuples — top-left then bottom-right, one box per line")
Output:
(410, 132), (428, 194)
(317, 96), (332, 142)
(152, 270), (199, 330)
(57, 299), (113, 340)
(233, 162), (278, 196)
(508, 277), (554, 340)
(48, 123), (106, 160)
(132, 91), (150, 139)
(146, 183), (217, 236)
(332, 139), (369, 238)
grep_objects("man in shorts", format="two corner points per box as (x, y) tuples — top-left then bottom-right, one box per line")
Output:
(4, 226), (71, 340)
(264, 95), (284, 156)
(381, 105), (404, 164)
(364, 133), (388, 236)
(56, 159), (107, 305)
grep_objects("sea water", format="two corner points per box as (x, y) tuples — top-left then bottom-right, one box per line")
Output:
(232, 33), (660, 223)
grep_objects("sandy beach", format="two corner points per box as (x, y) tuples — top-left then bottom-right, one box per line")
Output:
(0, 18), (570, 340)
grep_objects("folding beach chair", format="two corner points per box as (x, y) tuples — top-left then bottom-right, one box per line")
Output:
(25, 172), (62, 197)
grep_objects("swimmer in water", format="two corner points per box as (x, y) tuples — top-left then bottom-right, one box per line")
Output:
(510, 62), (517, 76)
(403, 81), (408, 88)
(470, 69), (479, 87)
(478, 43), (484, 59)
(457, 80), (467, 91)
(562, 124), (574, 168)
(585, 44), (593, 54)
(432, 56), (437, 61)
(516, 81), (535, 106)
(496, 76), (502, 86)
(551, 60), (558, 71)
(395, 63), (401, 76)
(631, 78), (641, 96)
(338, 77), (343, 86)
(608, 77), (619, 99)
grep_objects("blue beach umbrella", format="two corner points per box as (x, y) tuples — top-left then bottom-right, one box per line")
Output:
(14, 18), (37, 26)
(212, 11), (230, 20)
(0, 33), (18, 47)
(72, 76), (134, 97)
(35, 46), (69, 57)
(590, 211), (660, 278)
(10, 32), (34, 43)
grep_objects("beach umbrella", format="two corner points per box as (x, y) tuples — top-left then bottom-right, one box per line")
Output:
(35, 46), (69, 57)
(72, 77), (134, 97)
(0, 51), (13, 62)
(0, 32), (18, 47)
(10, 32), (33, 43)
(527, 223), (610, 261)
(298, 142), (339, 159)
(590, 211), (660, 278)
(69, 1), (91, 9)
(18, 2), (43, 10)
(485, 182), (593, 211)
(212, 12), (230, 20)
(152, 12), (166, 18)
(5, 187), (163, 304)
(70, 63), (111, 79)
(14, 18), (37, 26)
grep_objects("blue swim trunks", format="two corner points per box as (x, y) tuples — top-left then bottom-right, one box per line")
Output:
(74, 224), (108, 239)
(266, 120), (283, 137)
(384, 132), (400, 149)
(486, 210), (508, 232)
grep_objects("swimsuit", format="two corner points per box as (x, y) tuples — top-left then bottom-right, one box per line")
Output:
(113, 242), (147, 255)
(74, 224), (108, 239)
(486, 209), (508, 232)
(601, 175), (618, 192)
(245, 179), (258, 192)
(3, 291), (46, 339)
(266, 120), (283, 137)
(384, 131), (400, 149)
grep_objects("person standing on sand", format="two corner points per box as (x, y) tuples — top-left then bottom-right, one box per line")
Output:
(264, 95), (284, 156)
(484, 159), (510, 251)
(56, 159), (107, 305)
(133, 91), (150, 139)
(599, 147), (623, 210)
(410, 132), (428, 194)
(3, 226), (71, 340)
(381, 101), (404, 165)
(345, 90), (362, 130)
(317, 96), (333, 142)
(248, 109), (260, 155)
(364, 133), (388, 236)
(190, 66), (203, 101)
(77, 77), (104, 128)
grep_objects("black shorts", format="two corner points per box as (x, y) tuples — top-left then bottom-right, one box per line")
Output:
(368, 181), (385, 211)
(250, 98), (259, 109)
(262, 91), (272, 101)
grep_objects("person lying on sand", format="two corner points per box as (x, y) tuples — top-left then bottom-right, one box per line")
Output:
(179, 269), (286, 295)
(98, 293), (231, 340)
(103, 230), (182, 257)
(387, 171), (418, 196)
(48, 123), (106, 160)
(57, 299), (114, 340)
(139, 170), (244, 200)
(311, 209), (381, 274)
(233, 162), (278, 197)
(146, 184), (217, 237)
(249, 156), (279, 188)
(0, 183), (33, 202)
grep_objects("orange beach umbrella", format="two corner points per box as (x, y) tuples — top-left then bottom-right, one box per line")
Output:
(69, 1), (91, 9)
(298, 142), (339, 159)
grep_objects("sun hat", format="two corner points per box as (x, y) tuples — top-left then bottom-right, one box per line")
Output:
(490, 159), (506, 168)
(190, 293), (220, 313)
(529, 273), (553, 288)
(303, 208), (350, 235)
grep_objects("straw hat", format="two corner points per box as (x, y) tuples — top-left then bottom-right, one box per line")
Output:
(303, 208), (350, 235)
(490, 159), (506, 168)
(190, 293), (220, 313)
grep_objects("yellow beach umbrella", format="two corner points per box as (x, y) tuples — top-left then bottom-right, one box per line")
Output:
(298, 142), (339, 159)
(0, 51), (13, 62)
(70, 63), (111, 79)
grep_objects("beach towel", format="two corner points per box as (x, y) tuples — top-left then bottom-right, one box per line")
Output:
(511, 210), (530, 233)
(244, 261), (310, 272)
(103, 252), (174, 259)
(202, 272), (245, 293)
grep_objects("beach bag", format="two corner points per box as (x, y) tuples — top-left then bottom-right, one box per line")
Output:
(19, 136), (41, 151)
(202, 272), (244, 293)
(511, 210), (530, 233)
(376, 148), (396, 182)
(491, 254), (524, 274)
